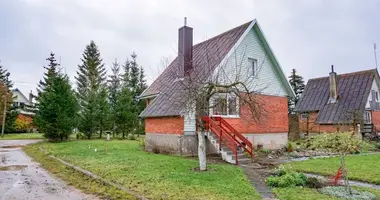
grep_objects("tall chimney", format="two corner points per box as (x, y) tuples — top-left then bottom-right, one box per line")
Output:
(178, 17), (193, 77)
(328, 65), (338, 103)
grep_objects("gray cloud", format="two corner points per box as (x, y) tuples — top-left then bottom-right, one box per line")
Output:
(1, 0), (379, 95)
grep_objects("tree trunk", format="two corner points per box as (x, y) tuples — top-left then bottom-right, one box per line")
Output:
(100, 127), (103, 139)
(197, 131), (207, 171)
(341, 155), (352, 195)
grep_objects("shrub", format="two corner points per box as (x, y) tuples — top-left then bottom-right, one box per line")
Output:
(303, 132), (363, 154)
(267, 165), (307, 187)
(320, 186), (376, 200)
(287, 143), (293, 152)
(139, 138), (146, 150)
(305, 177), (324, 188)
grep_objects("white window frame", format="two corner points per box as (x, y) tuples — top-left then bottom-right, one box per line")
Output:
(210, 93), (240, 118)
(248, 58), (258, 77)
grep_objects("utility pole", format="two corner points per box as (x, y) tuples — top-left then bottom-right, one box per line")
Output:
(1, 93), (7, 138)
(374, 43), (378, 69)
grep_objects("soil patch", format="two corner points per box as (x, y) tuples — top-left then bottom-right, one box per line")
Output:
(0, 165), (28, 171)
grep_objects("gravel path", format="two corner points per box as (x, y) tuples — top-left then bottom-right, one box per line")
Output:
(0, 140), (97, 200)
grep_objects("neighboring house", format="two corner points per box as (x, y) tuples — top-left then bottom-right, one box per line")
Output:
(11, 88), (35, 116)
(295, 67), (380, 135)
(139, 19), (294, 163)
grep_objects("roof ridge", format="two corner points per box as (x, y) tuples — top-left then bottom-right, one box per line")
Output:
(308, 68), (377, 81)
(193, 20), (253, 48)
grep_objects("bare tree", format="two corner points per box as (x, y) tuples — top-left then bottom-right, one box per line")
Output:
(149, 44), (276, 170)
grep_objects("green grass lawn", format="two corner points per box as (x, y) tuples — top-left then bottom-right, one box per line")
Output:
(0, 133), (44, 140)
(25, 140), (260, 200)
(289, 154), (380, 184)
(273, 186), (380, 200)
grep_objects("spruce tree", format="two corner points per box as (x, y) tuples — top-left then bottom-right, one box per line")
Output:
(75, 41), (107, 139)
(288, 69), (305, 114)
(35, 73), (78, 141)
(97, 85), (110, 138)
(129, 52), (140, 95)
(115, 87), (134, 138)
(108, 59), (121, 136)
(0, 61), (13, 89)
(37, 52), (59, 94)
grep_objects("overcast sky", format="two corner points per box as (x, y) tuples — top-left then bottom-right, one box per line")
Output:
(2, 0), (380, 95)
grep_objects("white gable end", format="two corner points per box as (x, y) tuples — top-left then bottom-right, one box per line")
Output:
(366, 78), (380, 109)
(214, 23), (289, 96)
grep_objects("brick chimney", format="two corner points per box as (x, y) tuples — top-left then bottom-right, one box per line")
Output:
(178, 17), (193, 77)
(328, 65), (338, 103)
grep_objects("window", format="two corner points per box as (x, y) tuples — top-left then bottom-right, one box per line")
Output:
(300, 113), (308, 120)
(248, 58), (257, 76)
(376, 92), (379, 102)
(212, 93), (239, 116)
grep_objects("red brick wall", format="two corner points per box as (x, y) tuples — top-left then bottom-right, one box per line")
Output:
(299, 112), (354, 133)
(371, 111), (380, 131)
(145, 117), (184, 134)
(223, 95), (288, 133)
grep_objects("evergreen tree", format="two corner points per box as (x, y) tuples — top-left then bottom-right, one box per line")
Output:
(97, 85), (110, 138)
(0, 61), (13, 89)
(122, 58), (130, 87)
(115, 87), (134, 138)
(75, 41), (107, 139)
(0, 63), (13, 90)
(137, 66), (148, 95)
(35, 73), (78, 141)
(37, 52), (59, 94)
(288, 69), (305, 114)
(108, 59), (121, 136)
(129, 52), (139, 94)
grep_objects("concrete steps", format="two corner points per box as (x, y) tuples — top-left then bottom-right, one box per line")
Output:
(206, 131), (251, 165)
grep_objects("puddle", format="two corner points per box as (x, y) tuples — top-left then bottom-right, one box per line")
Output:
(0, 145), (25, 149)
(0, 165), (28, 171)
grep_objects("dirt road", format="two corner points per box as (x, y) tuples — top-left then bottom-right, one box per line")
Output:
(0, 140), (97, 200)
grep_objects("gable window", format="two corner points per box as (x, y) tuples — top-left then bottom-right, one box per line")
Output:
(212, 93), (239, 117)
(248, 58), (258, 76)
(376, 92), (379, 102)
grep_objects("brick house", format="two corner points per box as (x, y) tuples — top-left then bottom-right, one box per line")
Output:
(139, 19), (294, 163)
(295, 67), (380, 136)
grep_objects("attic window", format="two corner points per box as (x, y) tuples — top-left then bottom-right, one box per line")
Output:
(248, 58), (258, 76)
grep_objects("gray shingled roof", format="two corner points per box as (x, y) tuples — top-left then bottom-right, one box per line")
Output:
(139, 21), (252, 118)
(295, 69), (378, 124)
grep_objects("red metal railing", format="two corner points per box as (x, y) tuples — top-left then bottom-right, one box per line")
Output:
(202, 116), (254, 165)
(212, 116), (254, 159)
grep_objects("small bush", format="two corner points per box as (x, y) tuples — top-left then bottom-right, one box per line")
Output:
(320, 186), (376, 200)
(267, 165), (307, 187)
(128, 134), (136, 140)
(287, 143), (293, 152)
(139, 138), (146, 150)
(305, 177), (324, 188)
